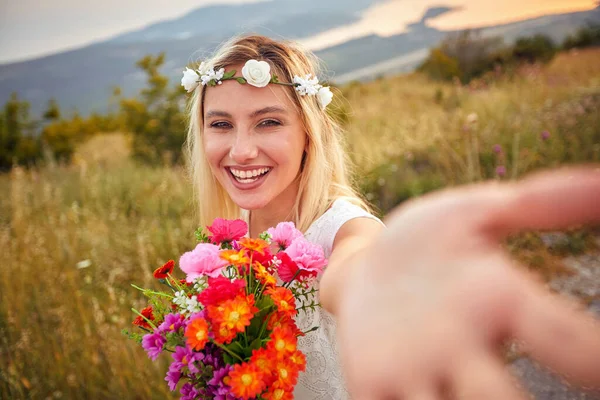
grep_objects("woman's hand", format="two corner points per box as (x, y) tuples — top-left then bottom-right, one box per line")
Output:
(337, 166), (600, 399)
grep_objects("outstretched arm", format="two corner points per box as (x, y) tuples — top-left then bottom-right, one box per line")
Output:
(321, 165), (600, 399)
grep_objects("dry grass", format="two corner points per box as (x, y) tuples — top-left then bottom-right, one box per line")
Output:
(1, 48), (600, 399)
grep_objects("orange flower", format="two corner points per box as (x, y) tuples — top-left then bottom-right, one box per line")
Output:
(272, 359), (299, 391)
(220, 249), (250, 266)
(250, 347), (275, 376)
(239, 237), (269, 255)
(209, 294), (258, 335)
(228, 362), (266, 400)
(266, 287), (297, 318)
(254, 262), (276, 287)
(153, 260), (175, 279)
(288, 350), (307, 372)
(267, 326), (297, 355)
(266, 313), (303, 338)
(213, 324), (237, 344)
(185, 318), (209, 351)
(263, 387), (293, 400)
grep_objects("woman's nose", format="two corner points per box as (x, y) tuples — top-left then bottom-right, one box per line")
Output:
(229, 130), (258, 163)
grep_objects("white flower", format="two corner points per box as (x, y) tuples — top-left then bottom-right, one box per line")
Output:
(293, 74), (321, 96)
(200, 67), (225, 86)
(242, 60), (272, 87)
(197, 61), (211, 75)
(317, 86), (333, 109)
(181, 68), (200, 92)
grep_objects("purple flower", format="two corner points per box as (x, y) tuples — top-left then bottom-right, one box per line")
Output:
(165, 363), (181, 392)
(158, 313), (185, 334)
(142, 332), (166, 361)
(492, 144), (503, 154)
(180, 383), (199, 400)
(172, 346), (204, 374)
(541, 130), (550, 140)
(496, 166), (507, 177)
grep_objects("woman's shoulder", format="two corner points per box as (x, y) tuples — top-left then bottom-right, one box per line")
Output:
(304, 197), (383, 257)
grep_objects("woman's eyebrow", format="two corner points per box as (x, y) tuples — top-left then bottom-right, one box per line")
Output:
(205, 110), (233, 119)
(249, 106), (287, 118)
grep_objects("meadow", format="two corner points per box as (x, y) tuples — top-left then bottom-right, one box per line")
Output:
(1, 48), (599, 399)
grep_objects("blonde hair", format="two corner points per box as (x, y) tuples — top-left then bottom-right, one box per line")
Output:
(184, 34), (370, 233)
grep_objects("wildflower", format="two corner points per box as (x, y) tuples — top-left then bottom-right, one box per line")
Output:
(153, 260), (175, 279)
(239, 237), (269, 255)
(165, 363), (181, 391)
(180, 382), (200, 400)
(496, 165), (507, 177)
(209, 294), (258, 333)
(492, 144), (503, 154)
(267, 222), (303, 250)
(228, 362), (266, 399)
(207, 218), (248, 244)
(132, 306), (154, 329)
(179, 243), (228, 281)
(541, 130), (550, 140)
(267, 327), (297, 355)
(254, 262), (277, 287)
(158, 313), (185, 333)
(185, 318), (209, 351)
(272, 359), (300, 391)
(220, 249), (250, 266)
(266, 287), (297, 318)
(263, 387), (293, 400)
(198, 276), (246, 308)
(142, 332), (165, 360)
(284, 238), (327, 277)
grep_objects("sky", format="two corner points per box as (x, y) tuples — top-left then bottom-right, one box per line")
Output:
(0, 0), (597, 64)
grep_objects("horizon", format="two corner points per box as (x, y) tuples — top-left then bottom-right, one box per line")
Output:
(0, 0), (597, 65)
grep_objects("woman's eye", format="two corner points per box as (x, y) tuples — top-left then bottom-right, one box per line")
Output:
(210, 121), (232, 129)
(259, 119), (281, 127)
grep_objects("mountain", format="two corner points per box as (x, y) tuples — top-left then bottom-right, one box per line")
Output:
(0, 2), (598, 116)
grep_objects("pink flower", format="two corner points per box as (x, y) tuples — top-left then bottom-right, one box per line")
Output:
(276, 252), (314, 282)
(207, 218), (248, 244)
(283, 238), (327, 276)
(267, 222), (303, 250)
(179, 243), (228, 281)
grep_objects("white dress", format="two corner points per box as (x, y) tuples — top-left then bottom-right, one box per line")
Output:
(293, 198), (383, 400)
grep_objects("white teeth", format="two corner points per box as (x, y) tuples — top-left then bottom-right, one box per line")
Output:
(229, 167), (271, 183)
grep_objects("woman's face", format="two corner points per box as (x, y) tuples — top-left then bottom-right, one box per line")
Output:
(202, 70), (307, 211)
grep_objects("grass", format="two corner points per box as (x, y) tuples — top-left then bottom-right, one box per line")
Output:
(1, 49), (600, 399)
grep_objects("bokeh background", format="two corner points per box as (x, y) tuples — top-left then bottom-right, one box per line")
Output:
(1, 0), (600, 398)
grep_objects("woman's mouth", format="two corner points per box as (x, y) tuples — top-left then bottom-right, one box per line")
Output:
(227, 167), (272, 188)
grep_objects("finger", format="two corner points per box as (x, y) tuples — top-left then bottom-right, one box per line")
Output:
(514, 274), (600, 389)
(489, 165), (600, 236)
(453, 353), (528, 400)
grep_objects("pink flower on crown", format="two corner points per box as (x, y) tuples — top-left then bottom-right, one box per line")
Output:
(207, 218), (248, 244)
(179, 243), (228, 281)
(284, 237), (327, 276)
(267, 222), (303, 250)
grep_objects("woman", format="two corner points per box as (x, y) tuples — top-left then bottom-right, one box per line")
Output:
(182, 34), (600, 399)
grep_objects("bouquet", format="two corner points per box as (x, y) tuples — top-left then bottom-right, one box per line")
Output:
(124, 218), (327, 400)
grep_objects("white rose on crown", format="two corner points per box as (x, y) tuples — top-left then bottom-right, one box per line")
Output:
(242, 60), (272, 88)
(317, 86), (333, 109)
(181, 68), (200, 92)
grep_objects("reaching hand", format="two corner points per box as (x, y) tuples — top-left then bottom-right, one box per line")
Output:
(337, 166), (600, 399)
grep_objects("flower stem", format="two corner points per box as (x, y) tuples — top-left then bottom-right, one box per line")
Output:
(210, 340), (244, 363)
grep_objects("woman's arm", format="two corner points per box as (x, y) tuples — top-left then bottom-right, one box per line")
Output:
(320, 166), (600, 399)
(319, 218), (383, 315)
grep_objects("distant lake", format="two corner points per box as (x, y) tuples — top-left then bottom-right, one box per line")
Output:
(300, 0), (597, 50)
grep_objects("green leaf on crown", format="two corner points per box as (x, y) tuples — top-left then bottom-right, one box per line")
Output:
(222, 70), (236, 80)
(236, 77), (247, 84)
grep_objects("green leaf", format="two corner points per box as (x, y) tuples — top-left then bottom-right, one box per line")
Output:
(222, 70), (236, 79)
(236, 77), (247, 84)
(270, 75), (280, 83)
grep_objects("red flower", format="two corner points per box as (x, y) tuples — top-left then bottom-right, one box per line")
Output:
(252, 246), (274, 267)
(207, 218), (248, 244)
(266, 287), (297, 318)
(132, 306), (154, 329)
(266, 313), (304, 337)
(153, 260), (175, 279)
(276, 252), (316, 283)
(198, 276), (246, 308)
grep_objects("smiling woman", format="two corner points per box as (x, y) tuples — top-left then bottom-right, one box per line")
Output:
(177, 33), (600, 400)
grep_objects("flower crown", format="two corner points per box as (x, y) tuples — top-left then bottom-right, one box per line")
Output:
(181, 59), (333, 110)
